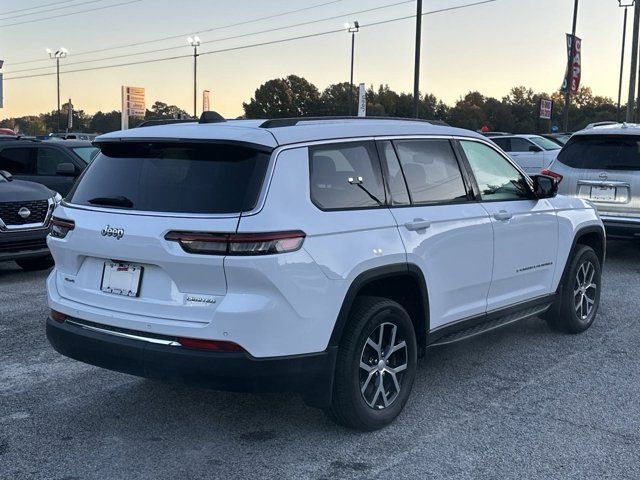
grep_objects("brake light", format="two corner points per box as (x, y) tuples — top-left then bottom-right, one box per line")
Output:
(165, 230), (306, 255)
(177, 337), (245, 352)
(541, 169), (563, 184)
(50, 309), (67, 323)
(50, 217), (75, 239)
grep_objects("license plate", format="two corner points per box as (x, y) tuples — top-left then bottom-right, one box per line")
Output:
(101, 262), (143, 297)
(590, 186), (616, 202)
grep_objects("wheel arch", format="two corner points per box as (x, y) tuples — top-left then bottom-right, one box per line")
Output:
(559, 225), (606, 290)
(328, 264), (430, 353)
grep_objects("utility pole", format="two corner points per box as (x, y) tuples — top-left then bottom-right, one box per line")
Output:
(562, 0), (579, 132)
(187, 36), (201, 118)
(47, 47), (68, 133)
(627, 2), (640, 122)
(413, 0), (423, 118)
(618, 1), (634, 121)
(346, 22), (359, 116)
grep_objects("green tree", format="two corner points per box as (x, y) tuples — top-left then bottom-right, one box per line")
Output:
(89, 111), (121, 133)
(243, 75), (321, 118)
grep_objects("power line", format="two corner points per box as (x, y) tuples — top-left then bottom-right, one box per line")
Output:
(0, 0), (80, 17)
(0, 0), (143, 27)
(5, 0), (416, 75)
(6, 0), (346, 66)
(0, 0), (103, 21)
(3, 0), (499, 82)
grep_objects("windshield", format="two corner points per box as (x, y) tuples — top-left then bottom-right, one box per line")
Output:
(72, 146), (99, 164)
(556, 135), (640, 170)
(530, 137), (561, 151)
(68, 142), (271, 214)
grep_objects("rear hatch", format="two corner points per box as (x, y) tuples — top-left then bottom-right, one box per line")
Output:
(553, 134), (640, 217)
(49, 141), (271, 326)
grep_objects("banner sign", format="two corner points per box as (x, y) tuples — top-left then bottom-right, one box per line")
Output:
(539, 98), (553, 120)
(561, 34), (582, 94)
(357, 83), (366, 117)
(0, 73), (3, 108)
(203, 90), (210, 112)
(121, 86), (146, 130)
(68, 99), (73, 129)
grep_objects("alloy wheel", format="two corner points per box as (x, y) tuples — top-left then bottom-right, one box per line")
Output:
(574, 260), (597, 321)
(359, 322), (408, 410)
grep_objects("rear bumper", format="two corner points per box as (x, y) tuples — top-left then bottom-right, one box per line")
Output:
(0, 227), (50, 261)
(600, 216), (640, 239)
(46, 316), (337, 407)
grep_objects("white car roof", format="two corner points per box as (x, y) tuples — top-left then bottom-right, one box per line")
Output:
(574, 122), (640, 136)
(489, 134), (541, 140)
(96, 118), (485, 148)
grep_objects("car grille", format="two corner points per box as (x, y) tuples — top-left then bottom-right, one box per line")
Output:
(0, 200), (49, 226)
(0, 238), (48, 253)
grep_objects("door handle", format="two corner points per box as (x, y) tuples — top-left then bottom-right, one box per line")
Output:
(493, 210), (513, 221)
(405, 218), (431, 231)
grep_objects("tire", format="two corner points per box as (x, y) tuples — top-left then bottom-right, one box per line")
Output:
(546, 245), (601, 334)
(329, 296), (417, 431)
(15, 255), (54, 271)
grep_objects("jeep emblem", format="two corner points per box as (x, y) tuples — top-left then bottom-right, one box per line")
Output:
(18, 207), (31, 219)
(101, 225), (125, 240)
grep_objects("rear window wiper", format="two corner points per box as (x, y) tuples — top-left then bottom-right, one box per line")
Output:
(88, 196), (134, 208)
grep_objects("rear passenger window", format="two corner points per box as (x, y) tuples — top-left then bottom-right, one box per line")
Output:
(37, 148), (72, 175)
(310, 142), (385, 210)
(509, 138), (533, 152)
(393, 139), (468, 204)
(491, 137), (510, 151)
(0, 148), (34, 175)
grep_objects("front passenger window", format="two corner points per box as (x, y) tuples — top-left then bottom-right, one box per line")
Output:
(460, 141), (531, 201)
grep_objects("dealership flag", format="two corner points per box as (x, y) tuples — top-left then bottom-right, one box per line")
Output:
(561, 34), (582, 94)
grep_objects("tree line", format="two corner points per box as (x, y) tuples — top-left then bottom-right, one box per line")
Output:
(1, 74), (620, 135)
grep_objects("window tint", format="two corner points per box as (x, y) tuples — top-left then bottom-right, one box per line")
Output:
(69, 142), (270, 214)
(556, 135), (640, 170)
(309, 142), (385, 210)
(0, 148), (34, 174)
(460, 141), (531, 201)
(530, 137), (561, 151)
(393, 139), (467, 204)
(509, 138), (534, 152)
(72, 146), (99, 164)
(378, 141), (410, 205)
(37, 147), (72, 175)
(491, 137), (510, 151)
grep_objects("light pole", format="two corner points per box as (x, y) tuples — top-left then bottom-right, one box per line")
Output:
(413, 0), (423, 118)
(345, 21), (359, 116)
(46, 48), (68, 132)
(618, 1), (635, 120)
(187, 36), (201, 118)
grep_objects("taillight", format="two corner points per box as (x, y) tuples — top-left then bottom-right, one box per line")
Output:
(541, 169), (563, 184)
(177, 337), (245, 352)
(50, 217), (75, 239)
(165, 230), (306, 255)
(50, 309), (67, 323)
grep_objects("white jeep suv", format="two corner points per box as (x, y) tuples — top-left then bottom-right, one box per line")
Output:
(46, 116), (605, 430)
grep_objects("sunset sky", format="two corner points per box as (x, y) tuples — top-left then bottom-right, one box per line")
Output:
(0, 0), (631, 119)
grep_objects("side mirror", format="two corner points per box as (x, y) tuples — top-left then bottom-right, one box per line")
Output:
(56, 163), (76, 176)
(529, 145), (543, 153)
(0, 170), (13, 181)
(532, 175), (558, 199)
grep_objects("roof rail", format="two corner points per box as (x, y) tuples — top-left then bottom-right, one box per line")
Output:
(585, 121), (618, 129)
(136, 119), (196, 128)
(199, 111), (226, 124)
(259, 116), (449, 129)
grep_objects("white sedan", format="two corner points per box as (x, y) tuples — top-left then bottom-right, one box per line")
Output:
(489, 134), (561, 175)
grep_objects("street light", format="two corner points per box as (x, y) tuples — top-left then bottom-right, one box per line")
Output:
(345, 21), (359, 116)
(618, 0), (635, 120)
(47, 47), (68, 133)
(187, 36), (201, 118)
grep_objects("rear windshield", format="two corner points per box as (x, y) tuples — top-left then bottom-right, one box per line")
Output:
(68, 142), (270, 214)
(556, 135), (640, 170)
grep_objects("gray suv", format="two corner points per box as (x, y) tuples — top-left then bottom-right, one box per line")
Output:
(547, 123), (640, 240)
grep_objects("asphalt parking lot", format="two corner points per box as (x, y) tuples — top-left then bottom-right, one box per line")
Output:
(1, 241), (639, 480)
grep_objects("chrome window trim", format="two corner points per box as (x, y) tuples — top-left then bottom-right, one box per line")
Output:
(0, 197), (56, 232)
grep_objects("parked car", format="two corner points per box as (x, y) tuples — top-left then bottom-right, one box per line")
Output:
(547, 122), (640, 240)
(0, 170), (60, 270)
(46, 116), (604, 430)
(479, 131), (511, 137)
(48, 132), (98, 141)
(0, 140), (98, 196)
(489, 134), (561, 175)
(0, 128), (16, 136)
(541, 133), (572, 146)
